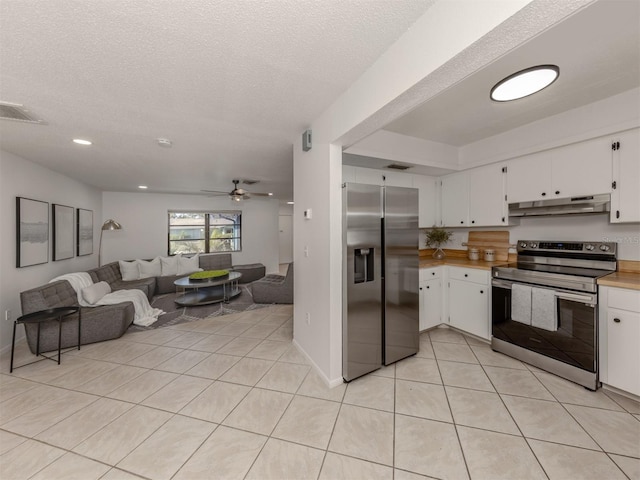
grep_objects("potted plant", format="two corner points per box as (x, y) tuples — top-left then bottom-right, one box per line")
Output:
(425, 226), (453, 259)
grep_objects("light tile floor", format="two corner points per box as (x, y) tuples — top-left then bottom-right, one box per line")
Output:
(1, 305), (639, 480)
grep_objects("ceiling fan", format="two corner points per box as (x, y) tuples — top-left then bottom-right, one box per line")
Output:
(201, 179), (272, 201)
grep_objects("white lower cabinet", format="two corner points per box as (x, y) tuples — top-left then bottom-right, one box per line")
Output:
(419, 265), (490, 340)
(420, 279), (442, 331)
(599, 286), (640, 396)
(448, 275), (490, 340)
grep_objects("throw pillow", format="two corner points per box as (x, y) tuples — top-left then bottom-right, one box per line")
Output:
(177, 253), (200, 275)
(160, 255), (180, 276)
(82, 281), (111, 305)
(119, 260), (140, 281)
(138, 257), (161, 279)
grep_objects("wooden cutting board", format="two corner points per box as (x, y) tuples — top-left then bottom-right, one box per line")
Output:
(462, 231), (514, 262)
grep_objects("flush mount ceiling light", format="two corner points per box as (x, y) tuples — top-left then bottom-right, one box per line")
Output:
(490, 65), (559, 102)
(138, 185), (148, 189)
(73, 138), (92, 145)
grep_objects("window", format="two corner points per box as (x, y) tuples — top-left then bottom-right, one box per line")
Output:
(168, 211), (241, 255)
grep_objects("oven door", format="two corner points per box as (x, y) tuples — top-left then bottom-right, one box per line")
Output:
(492, 279), (598, 373)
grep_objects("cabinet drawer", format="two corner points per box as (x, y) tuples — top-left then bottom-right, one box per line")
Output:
(448, 267), (489, 285)
(420, 267), (441, 281)
(608, 287), (640, 312)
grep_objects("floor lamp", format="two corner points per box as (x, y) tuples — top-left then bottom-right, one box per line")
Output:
(98, 219), (122, 266)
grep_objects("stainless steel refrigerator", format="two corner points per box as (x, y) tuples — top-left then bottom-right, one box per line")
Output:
(342, 182), (419, 382)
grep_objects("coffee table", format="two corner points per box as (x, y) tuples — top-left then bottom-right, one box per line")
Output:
(174, 271), (242, 306)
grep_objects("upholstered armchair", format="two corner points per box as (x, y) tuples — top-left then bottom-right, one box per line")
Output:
(251, 263), (293, 304)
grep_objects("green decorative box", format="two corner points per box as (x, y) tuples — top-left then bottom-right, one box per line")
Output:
(188, 269), (229, 282)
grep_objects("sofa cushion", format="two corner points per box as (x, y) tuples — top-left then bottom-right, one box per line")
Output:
(119, 260), (140, 281)
(82, 281), (112, 305)
(160, 255), (179, 276)
(199, 253), (233, 270)
(177, 254), (200, 275)
(87, 263), (121, 285)
(139, 257), (161, 278)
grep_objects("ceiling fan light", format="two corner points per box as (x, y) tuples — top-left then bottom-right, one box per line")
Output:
(490, 65), (559, 102)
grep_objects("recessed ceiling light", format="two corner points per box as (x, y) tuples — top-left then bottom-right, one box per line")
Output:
(490, 65), (559, 102)
(138, 185), (148, 189)
(287, 201), (294, 205)
(73, 138), (92, 145)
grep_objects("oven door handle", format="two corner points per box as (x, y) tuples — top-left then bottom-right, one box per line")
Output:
(492, 279), (596, 304)
(555, 291), (595, 304)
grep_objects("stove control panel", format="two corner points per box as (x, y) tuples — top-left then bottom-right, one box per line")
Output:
(516, 240), (617, 256)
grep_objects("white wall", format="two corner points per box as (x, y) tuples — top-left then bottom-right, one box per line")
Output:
(101, 192), (280, 274)
(0, 150), (102, 352)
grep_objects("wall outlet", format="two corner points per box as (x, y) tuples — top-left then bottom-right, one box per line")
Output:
(5, 310), (12, 322)
(305, 312), (311, 325)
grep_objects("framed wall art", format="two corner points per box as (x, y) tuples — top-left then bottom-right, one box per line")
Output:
(76, 208), (93, 256)
(52, 203), (74, 261)
(16, 197), (49, 268)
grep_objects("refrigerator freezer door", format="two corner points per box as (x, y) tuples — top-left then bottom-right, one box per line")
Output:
(383, 186), (419, 365)
(343, 183), (383, 381)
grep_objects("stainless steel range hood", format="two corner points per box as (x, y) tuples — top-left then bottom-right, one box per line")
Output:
(509, 194), (610, 217)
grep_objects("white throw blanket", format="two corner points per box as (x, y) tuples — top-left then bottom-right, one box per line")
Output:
(50, 273), (164, 326)
(50, 272), (94, 306)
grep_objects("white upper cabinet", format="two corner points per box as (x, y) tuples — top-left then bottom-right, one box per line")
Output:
(413, 174), (439, 228)
(383, 170), (414, 188)
(611, 128), (640, 223)
(468, 163), (507, 226)
(441, 171), (469, 227)
(507, 137), (612, 204)
(354, 167), (384, 186)
(551, 136), (612, 198)
(506, 150), (553, 203)
(342, 165), (356, 183)
(441, 165), (506, 227)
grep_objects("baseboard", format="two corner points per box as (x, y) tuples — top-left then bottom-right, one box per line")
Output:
(291, 339), (344, 389)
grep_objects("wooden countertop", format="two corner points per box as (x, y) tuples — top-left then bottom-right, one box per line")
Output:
(420, 251), (640, 287)
(597, 260), (640, 291)
(419, 257), (508, 271)
(419, 249), (511, 271)
(598, 272), (640, 291)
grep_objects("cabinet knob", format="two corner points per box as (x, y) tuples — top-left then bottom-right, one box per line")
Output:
(426, 285), (430, 289)
(432, 272), (435, 276)
(555, 190), (560, 195)
(464, 274), (468, 277)
(460, 220), (464, 224)
(471, 220), (475, 224)
(541, 192), (547, 197)
(613, 317), (621, 323)
(480, 290), (484, 294)
(419, 287), (422, 291)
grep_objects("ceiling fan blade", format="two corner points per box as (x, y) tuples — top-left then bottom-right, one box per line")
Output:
(201, 189), (228, 194)
(251, 192), (272, 197)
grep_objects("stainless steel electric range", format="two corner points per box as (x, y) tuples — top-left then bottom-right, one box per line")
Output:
(491, 240), (617, 390)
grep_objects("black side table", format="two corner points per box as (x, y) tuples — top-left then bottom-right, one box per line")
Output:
(10, 306), (81, 373)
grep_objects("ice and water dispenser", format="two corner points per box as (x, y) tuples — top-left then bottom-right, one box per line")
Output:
(354, 248), (375, 284)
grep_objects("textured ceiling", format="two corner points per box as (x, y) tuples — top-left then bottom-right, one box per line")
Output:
(0, 0), (434, 200)
(383, 0), (640, 146)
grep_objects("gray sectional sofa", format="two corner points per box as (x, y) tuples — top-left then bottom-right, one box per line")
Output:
(19, 253), (265, 353)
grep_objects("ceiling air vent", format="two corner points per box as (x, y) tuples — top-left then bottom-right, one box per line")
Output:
(386, 163), (411, 171)
(0, 102), (45, 124)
